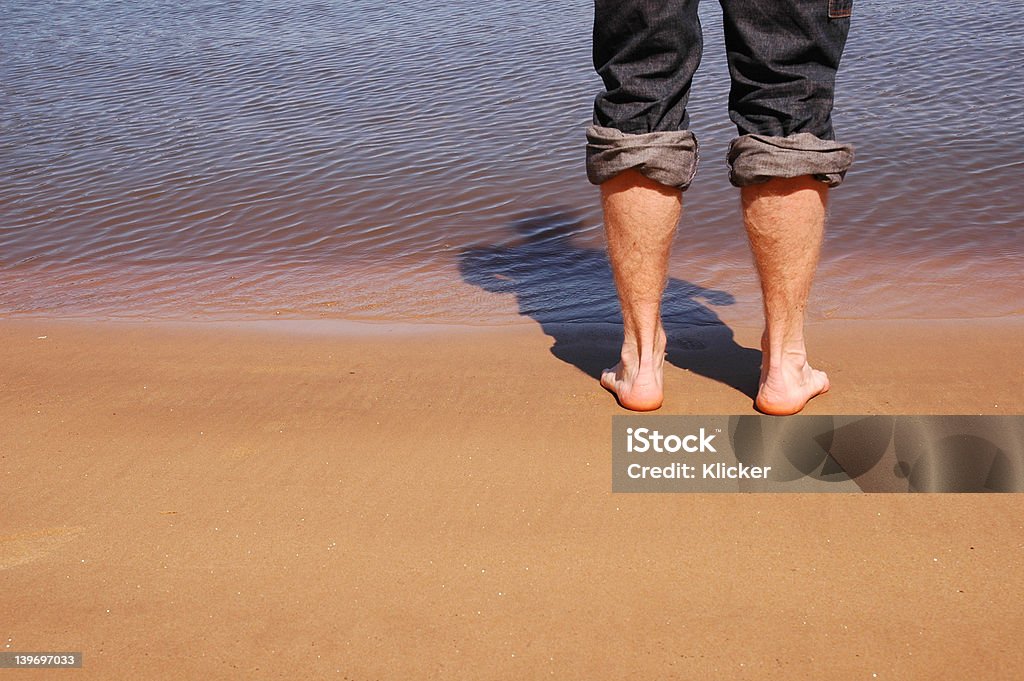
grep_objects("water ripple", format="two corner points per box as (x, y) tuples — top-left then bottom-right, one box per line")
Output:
(1, 0), (1021, 323)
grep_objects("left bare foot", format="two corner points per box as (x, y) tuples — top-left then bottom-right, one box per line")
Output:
(755, 348), (830, 415)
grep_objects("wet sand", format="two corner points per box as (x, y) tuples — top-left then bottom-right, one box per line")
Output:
(2, 317), (1023, 679)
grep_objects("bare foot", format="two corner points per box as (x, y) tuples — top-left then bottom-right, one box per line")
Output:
(755, 349), (830, 415)
(601, 335), (666, 411)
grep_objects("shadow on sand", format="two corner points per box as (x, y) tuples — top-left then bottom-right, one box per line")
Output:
(458, 210), (762, 401)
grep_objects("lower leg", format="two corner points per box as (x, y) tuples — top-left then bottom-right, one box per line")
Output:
(600, 169), (681, 411)
(743, 176), (831, 415)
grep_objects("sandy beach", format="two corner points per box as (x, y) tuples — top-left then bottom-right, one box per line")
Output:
(4, 1), (1023, 677)
(1, 316), (1022, 679)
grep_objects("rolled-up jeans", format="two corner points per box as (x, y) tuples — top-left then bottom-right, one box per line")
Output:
(586, 0), (855, 189)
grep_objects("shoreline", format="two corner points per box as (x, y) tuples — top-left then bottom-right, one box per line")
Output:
(3, 310), (1024, 331)
(3, 315), (1022, 415)
(4, 250), (1022, 327)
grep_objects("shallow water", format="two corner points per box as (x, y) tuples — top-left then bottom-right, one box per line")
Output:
(2, 0), (1022, 325)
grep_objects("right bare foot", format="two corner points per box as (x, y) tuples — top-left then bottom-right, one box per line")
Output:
(600, 334), (666, 411)
(755, 347), (830, 416)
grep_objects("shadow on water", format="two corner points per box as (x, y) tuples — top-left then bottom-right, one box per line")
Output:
(458, 210), (762, 400)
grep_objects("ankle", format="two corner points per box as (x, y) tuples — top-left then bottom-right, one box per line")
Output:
(762, 334), (807, 364)
(622, 327), (667, 366)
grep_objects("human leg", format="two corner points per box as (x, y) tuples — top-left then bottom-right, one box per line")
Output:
(720, 0), (854, 413)
(588, 0), (702, 410)
(743, 176), (830, 415)
(599, 170), (680, 411)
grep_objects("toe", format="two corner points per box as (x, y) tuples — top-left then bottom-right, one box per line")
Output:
(600, 368), (617, 392)
(814, 369), (830, 395)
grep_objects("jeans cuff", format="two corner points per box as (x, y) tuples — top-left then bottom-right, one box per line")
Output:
(727, 133), (854, 187)
(586, 125), (699, 190)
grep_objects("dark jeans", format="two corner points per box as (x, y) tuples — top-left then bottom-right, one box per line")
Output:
(586, 0), (855, 189)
